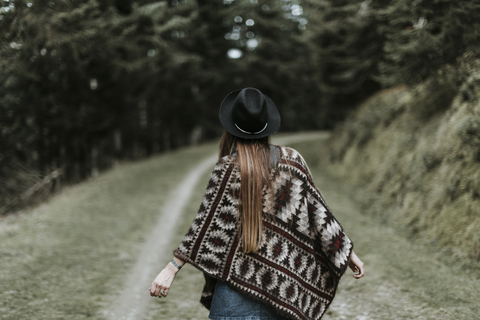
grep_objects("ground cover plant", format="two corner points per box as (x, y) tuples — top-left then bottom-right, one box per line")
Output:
(324, 59), (480, 262)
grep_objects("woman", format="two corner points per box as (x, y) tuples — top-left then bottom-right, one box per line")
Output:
(150, 88), (364, 320)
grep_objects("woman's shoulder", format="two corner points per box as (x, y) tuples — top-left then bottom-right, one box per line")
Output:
(276, 146), (312, 174)
(276, 145), (303, 161)
(216, 154), (237, 167)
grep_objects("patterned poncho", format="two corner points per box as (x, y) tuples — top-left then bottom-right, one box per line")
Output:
(174, 146), (353, 320)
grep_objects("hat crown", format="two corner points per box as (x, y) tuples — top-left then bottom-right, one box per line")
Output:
(218, 87), (280, 139)
(232, 88), (268, 133)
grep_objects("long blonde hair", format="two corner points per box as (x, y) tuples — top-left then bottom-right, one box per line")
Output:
(219, 131), (272, 254)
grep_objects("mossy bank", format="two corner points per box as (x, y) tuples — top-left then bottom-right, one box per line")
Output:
(323, 60), (480, 262)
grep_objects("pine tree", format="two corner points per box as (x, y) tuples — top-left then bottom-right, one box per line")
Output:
(214, 0), (321, 130)
(377, 0), (480, 86)
(304, 0), (383, 126)
(0, 0), (202, 210)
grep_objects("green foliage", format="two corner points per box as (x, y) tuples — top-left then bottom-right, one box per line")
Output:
(308, 0), (382, 93)
(226, 0), (322, 130)
(377, 0), (480, 86)
(0, 0), (203, 210)
(0, 0), (330, 214)
(323, 59), (480, 262)
(302, 0), (383, 127)
(1, 0), (480, 214)
(409, 65), (460, 119)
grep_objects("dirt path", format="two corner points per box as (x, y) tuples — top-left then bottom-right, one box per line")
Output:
(102, 133), (327, 320)
(103, 133), (480, 319)
(102, 154), (218, 320)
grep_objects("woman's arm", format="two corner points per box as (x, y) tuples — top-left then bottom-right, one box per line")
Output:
(149, 257), (185, 298)
(348, 251), (365, 279)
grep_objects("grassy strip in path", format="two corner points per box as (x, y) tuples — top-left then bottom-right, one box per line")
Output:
(143, 159), (211, 320)
(0, 142), (217, 319)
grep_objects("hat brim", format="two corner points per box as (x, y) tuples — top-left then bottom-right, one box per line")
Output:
(219, 89), (281, 139)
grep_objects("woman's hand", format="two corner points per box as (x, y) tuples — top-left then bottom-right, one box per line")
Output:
(348, 250), (365, 279)
(149, 263), (179, 298)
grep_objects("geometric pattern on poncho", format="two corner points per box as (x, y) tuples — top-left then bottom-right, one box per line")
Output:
(175, 147), (353, 320)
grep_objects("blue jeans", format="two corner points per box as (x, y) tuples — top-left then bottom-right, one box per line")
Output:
(208, 280), (290, 320)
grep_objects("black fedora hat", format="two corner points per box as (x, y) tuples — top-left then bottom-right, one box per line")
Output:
(219, 87), (281, 139)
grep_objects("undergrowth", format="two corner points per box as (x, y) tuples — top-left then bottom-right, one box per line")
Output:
(323, 59), (480, 263)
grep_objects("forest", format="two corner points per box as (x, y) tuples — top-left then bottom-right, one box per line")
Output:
(1, 0), (480, 214)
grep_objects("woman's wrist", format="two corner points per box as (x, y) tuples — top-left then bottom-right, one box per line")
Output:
(166, 261), (180, 274)
(170, 258), (182, 270)
(167, 257), (185, 274)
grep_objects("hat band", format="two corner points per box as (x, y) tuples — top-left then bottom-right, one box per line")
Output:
(234, 122), (268, 135)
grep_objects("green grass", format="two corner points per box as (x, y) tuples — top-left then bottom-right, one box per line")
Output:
(2, 135), (479, 319)
(0, 142), (217, 319)
(143, 159), (211, 320)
